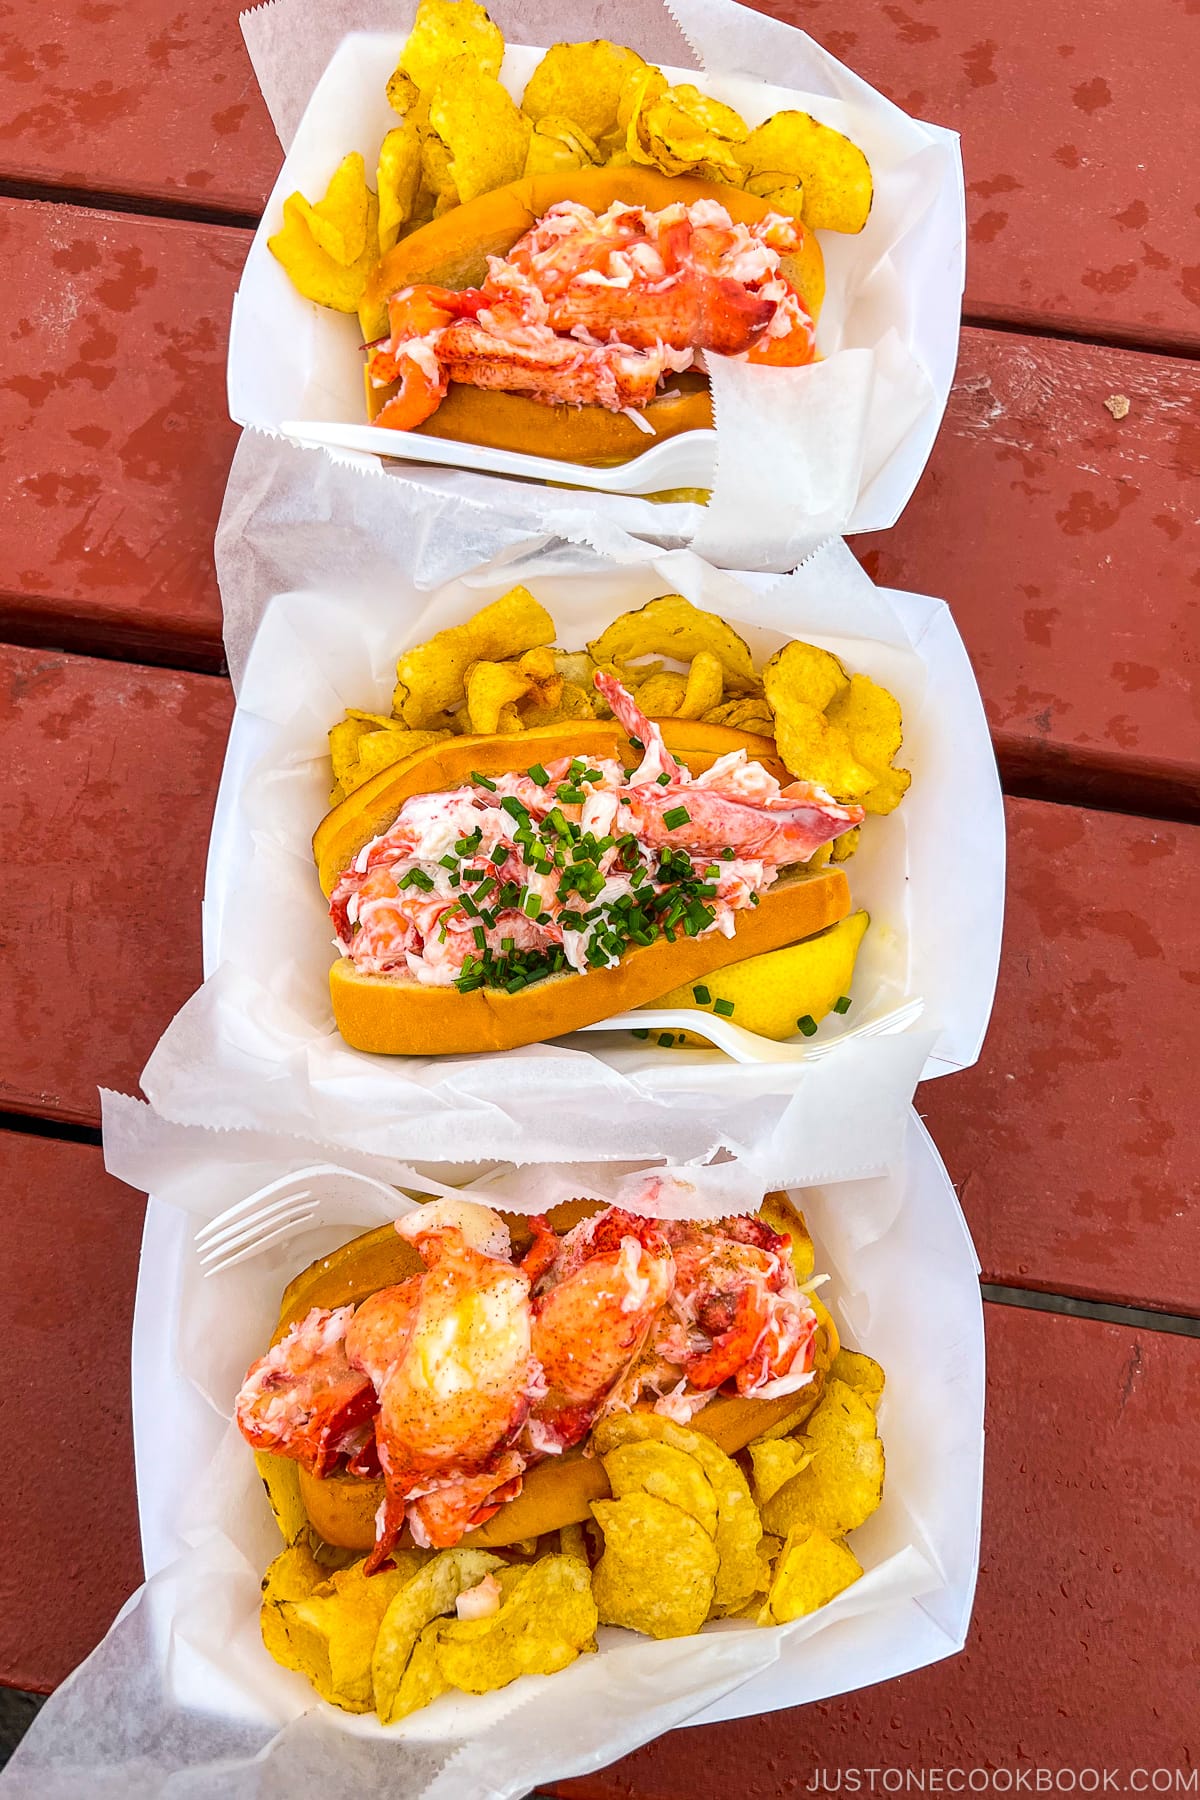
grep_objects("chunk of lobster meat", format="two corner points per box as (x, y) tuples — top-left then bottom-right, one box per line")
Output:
(438, 318), (690, 412)
(365, 1224), (534, 1569)
(665, 1217), (817, 1396)
(530, 1208), (675, 1449)
(546, 273), (774, 355)
(407, 1453), (526, 1550)
(235, 1305), (378, 1477)
(594, 669), (864, 862)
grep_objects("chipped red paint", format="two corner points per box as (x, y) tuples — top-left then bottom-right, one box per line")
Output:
(855, 330), (1200, 803)
(551, 1310), (1200, 1794)
(0, 1134), (145, 1691)
(921, 798), (1200, 1315)
(0, 198), (247, 659)
(0, 642), (232, 1125)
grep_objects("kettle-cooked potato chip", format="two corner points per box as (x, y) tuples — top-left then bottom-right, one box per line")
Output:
(831, 826), (861, 862)
(588, 596), (758, 693)
(603, 1440), (719, 1539)
(435, 1554), (597, 1690)
(757, 1193), (815, 1282)
(760, 1377), (885, 1539)
(388, 1618), (452, 1720)
(524, 113), (601, 177)
(291, 152), (370, 265)
(340, 726), (451, 798)
(758, 1525), (863, 1623)
(676, 649), (725, 721)
(394, 586), (555, 726)
(763, 639), (849, 713)
(260, 1541), (328, 1680)
(372, 1547), (502, 1726)
(748, 1434), (814, 1507)
(428, 58), (531, 203)
(825, 674), (911, 815)
(642, 84), (747, 182)
(465, 659), (532, 734)
(269, 187), (381, 313)
(830, 1347), (886, 1409)
(701, 697), (776, 735)
(378, 120), (424, 252)
(770, 701), (878, 801)
(254, 1451), (308, 1546)
(290, 1553), (425, 1711)
(523, 40), (649, 143)
(737, 110), (873, 235)
(591, 1492), (719, 1637)
(593, 1411), (762, 1612)
(634, 670), (688, 716)
(394, 0), (503, 92)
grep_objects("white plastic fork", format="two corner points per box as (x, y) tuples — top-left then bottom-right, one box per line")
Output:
(577, 996), (926, 1063)
(194, 1163), (422, 1279)
(279, 417), (717, 496)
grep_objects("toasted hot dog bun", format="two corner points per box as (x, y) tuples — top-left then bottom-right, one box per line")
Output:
(330, 868), (848, 1055)
(315, 716), (848, 1056)
(271, 1203), (838, 1552)
(359, 168), (825, 466)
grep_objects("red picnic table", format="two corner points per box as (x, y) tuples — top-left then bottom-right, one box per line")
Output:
(2, 0), (1198, 1784)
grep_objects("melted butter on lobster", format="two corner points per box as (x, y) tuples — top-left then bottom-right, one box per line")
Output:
(236, 1195), (819, 1569)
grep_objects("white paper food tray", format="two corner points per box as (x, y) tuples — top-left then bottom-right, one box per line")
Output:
(227, 3), (965, 568)
(122, 1109), (982, 1771)
(136, 539), (1003, 1183)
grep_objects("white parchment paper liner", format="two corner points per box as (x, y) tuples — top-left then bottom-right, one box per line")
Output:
(3, 1111), (982, 1797)
(142, 532), (1002, 1186)
(226, 0), (964, 569)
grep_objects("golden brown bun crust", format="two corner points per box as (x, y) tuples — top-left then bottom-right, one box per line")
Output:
(330, 867), (850, 1055)
(279, 1201), (837, 1551)
(359, 168), (825, 465)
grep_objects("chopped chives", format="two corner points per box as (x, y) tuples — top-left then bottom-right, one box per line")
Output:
(713, 998), (735, 1018)
(527, 762), (549, 786)
(471, 771), (497, 791)
(472, 926), (486, 950)
(656, 772), (672, 786)
(490, 844), (507, 864)
(657, 1032), (675, 1047)
(797, 1014), (819, 1036)
(661, 805), (690, 830)
(500, 795), (528, 822)
(833, 995), (852, 1014)
(523, 891), (542, 919)
(692, 985), (711, 1005)
(632, 1028), (650, 1040)
(399, 868), (434, 892)
(556, 785), (586, 804)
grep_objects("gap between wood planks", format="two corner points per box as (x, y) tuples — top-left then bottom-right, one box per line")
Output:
(0, 1111), (1196, 1338)
(1, 173), (1199, 364)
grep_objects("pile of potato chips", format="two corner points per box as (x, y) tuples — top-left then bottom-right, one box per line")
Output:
(270, 0), (873, 314)
(254, 1212), (886, 1721)
(327, 586), (910, 830)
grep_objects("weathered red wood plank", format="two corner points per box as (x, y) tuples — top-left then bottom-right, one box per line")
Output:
(0, 1132), (145, 1692)
(0, 0), (278, 219)
(922, 797), (1200, 1318)
(857, 329), (1200, 816)
(0, 0), (1196, 345)
(0, 198), (246, 666)
(0, 644), (232, 1125)
(551, 1306), (1200, 1798)
(1, 201), (1195, 786)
